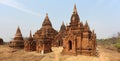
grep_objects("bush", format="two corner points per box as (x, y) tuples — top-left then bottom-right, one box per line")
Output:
(114, 43), (120, 49)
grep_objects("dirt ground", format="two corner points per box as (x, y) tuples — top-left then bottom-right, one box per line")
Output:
(0, 45), (120, 61)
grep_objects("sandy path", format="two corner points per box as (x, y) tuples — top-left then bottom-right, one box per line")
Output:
(52, 47), (63, 61)
(99, 46), (109, 61)
(1, 45), (120, 61)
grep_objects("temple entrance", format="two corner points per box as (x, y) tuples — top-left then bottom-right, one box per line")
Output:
(68, 41), (72, 50)
(58, 40), (61, 46)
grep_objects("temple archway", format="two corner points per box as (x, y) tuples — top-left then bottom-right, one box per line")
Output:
(68, 40), (72, 50)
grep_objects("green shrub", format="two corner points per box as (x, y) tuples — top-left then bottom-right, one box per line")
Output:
(114, 43), (120, 49)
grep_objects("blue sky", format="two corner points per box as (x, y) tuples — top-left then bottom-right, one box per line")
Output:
(0, 0), (120, 42)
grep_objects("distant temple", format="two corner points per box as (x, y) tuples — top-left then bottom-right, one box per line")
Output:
(54, 22), (66, 46)
(0, 37), (4, 45)
(62, 5), (97, 56)
(9, 27), (24, 48)
(9, 4), (97, 56)
(24, 31), (36, 51)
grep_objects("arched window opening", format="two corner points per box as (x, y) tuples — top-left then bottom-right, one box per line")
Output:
(69, 41), (72, 50)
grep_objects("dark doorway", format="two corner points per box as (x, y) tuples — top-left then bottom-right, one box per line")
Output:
(58, 40), (61, 46)
(69, 41), (72, 50)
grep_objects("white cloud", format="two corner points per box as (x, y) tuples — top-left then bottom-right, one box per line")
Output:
(0, 0), (40, 17)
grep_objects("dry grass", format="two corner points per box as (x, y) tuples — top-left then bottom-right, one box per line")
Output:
(98, 46), (120, 61)
(0, 45), (120, 61)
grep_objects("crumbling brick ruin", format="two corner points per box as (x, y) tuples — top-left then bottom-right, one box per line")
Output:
(9, 4), (97, 56)
(24, 31), (36, 51)
(9, 27), (24, 48)
(62, 5), (97, 56)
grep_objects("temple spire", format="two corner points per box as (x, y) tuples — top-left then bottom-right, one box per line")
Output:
(15, 26), (22, 37)
(60, 21), (66, 32)
(14, 26), (23, 40)
(85, 21), (89, 27)
(62, 21), (64, 25)
(70, 4), (80, 26)
(73, 4), (77, 14)
(29, 30), (32, 38)
(46, 13), (48, 18)
(42, 13), (52, 28)
(84, 21), (90, 31)
(16, 26), (20, 34)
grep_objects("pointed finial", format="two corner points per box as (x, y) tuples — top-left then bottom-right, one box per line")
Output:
(29, 30), (32, 38)
(84, 20), (90, 30)
(18, 25), (20, 29)
(46, 13), (48, 19)
(73, 4), (77, 14)
(15, 26), (22, 37)
(60, 21), (66, 32)
(74, 4), (76, 9)
(62, 21), (64, 25)
(85, 20), (88, 26)
(42, 13), (52, 27)
(16, 26), (21, 34)
(17, 26), (20, 31)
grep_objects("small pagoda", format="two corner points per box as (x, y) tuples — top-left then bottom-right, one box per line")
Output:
(54, 22), (66, 46)
(24, 31), (36, 51)
(9, 26), (24, 48)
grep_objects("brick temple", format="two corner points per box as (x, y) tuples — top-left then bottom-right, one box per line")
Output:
(9, 27), (24, 48)
(9, 4), (97, 56)
(24, 31), (36, 51)
(33, 13), (58, 53)
(62, 5), (97, 56)
(54, 22), (66, 46)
